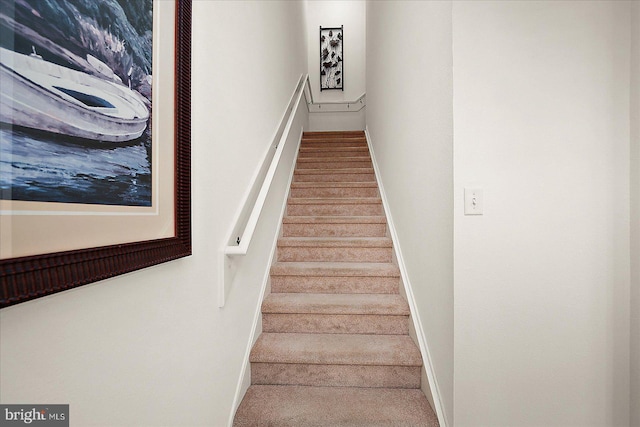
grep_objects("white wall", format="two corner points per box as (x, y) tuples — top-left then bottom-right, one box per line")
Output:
(0, 1), (308, 426)
(366, 2), (454, 425)
(306, 0), (366, 131)
(453, 2), (631, 426)
(308, 109), (366, 132)
(631, 3), (640, 426)
(305, 0), (365, 103)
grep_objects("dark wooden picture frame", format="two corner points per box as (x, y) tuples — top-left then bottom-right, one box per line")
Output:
(0, 0), (192, 308)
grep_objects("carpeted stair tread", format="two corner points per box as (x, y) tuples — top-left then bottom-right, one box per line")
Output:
(250, 333), (422, 366)
(262, 293), (409, 315)
(262, 313), (409, 335)
(277, 238), (392, 262)
(283, 215), (386, 224)
(278, 236), (392, 248)
(297, 157), (371, 164)
(270, 277), (400, 294)
(286, 200), (383, 217)
(294, 172), (375, 183)
(233, 385), (439, 427)
(297, 161), (373, 170)
(297, 156), (372, 163)
(288, 197), (381, 205)
(302, 131), (365, 138)
(300, 142), (368, 150)
(299, 146), (370, 156)
(295, 167), (374, 175)
(302, 136), (366, 141)
(303, 130), (364, 136)
(282, 216), (387, 238)
(271, 261), (400, 277)
(300, 144), (368, 150)
(289, 182), (380, 198)
(251, 364), (420, 388)
(301, 136), (366, 141)
(296, 153), (372, 162)
(290, 181), (378, 189)
(286, 207), (383, 216)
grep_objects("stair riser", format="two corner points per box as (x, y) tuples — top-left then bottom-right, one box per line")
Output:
(302, 139), (365, 144)
(277, 247), (392, 263)
(298, 149), (369, 158)
(302, 135), (367, 144)
(296, 161), (372, 170)
(233, 386), (439, 427)
(263, 313), (409, 335)
(271, 276), (399, 294)
(302, 135), (365, 140)
(251, 363), (420, 389)
(304, 131), (364, 136)
(293, 173), (375, 183)
(301, 142), (367, 149)
(287, 204), (383, 216)
(302, 135), (365, 141)
(302, 134), (366, 138)
(289, 187), (378, 198)
(282, 223), (386, 237)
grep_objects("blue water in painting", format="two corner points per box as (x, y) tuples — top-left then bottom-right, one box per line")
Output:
(0, 127), (151, 206)
(0, 0), (153, 207)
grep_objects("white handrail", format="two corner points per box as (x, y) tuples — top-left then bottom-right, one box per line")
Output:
(304, 74), (315, 105)
(224, 74), (364, 256)
(312, 92), (366, 105)
(304, 74), (366, 112)
(223, 74), (306, 256)
(220, 73), (365, 307)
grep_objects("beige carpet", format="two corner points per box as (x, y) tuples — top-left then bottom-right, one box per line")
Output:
(233, 131), (439, 426)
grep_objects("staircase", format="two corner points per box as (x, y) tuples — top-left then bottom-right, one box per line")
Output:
(233, 131), (439, 427)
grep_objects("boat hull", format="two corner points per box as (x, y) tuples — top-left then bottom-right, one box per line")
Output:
(0, 48), (149, 143)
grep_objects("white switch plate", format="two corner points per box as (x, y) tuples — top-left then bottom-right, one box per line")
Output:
(464, 188), (483, 215)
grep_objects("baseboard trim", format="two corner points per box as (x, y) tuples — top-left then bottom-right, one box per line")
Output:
(364, 126), (449, 427)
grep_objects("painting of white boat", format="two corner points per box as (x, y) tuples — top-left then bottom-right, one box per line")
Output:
(0, 0), (153, 206)
(0, 47), (149, 142)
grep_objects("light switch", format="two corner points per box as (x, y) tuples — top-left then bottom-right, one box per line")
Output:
(464, 188), (483, 215)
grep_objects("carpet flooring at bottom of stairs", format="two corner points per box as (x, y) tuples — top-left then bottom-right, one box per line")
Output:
(232, 384), (439, 427)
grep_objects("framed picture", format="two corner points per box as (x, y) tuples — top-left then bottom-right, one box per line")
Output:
(0, 0), (192, 308)
(320, 26), (343, 91)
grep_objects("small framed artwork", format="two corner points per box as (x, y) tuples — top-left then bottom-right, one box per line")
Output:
(320, 26), (343, 91)
(0, 0), (192, 307)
